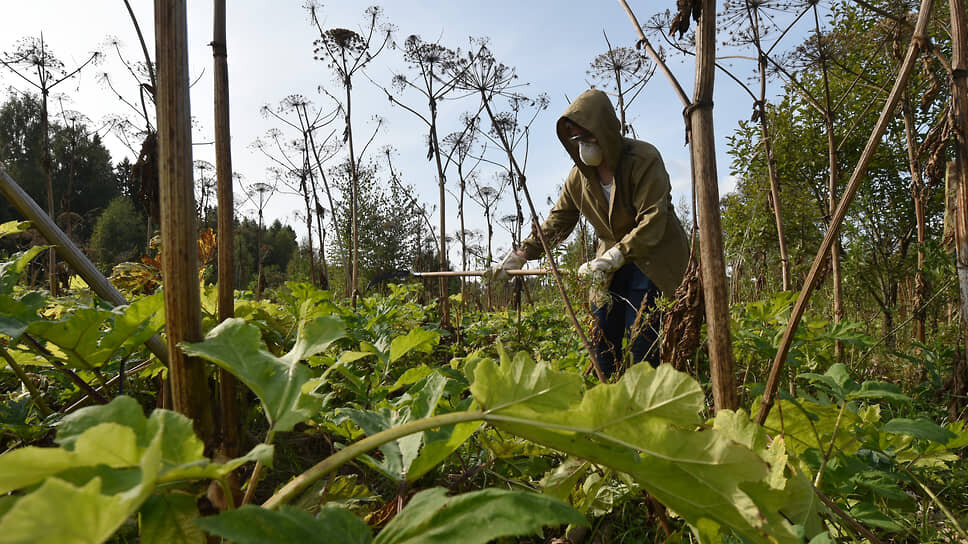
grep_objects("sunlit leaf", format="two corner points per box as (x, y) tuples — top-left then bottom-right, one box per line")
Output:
(0, 246), (46, 295)
(182, 316), (345, 433)
(472, 351), (809, 543)
(881, 418), (956, 444)
(388, 327), (439, 364)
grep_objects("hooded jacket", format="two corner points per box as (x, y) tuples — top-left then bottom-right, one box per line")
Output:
(519, 89), (689, 297)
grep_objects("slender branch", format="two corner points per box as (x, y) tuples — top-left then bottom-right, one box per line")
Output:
(811, 486), (885, 544)
(262, 411), (484, 509)
(0, 345), (53, 417)
(617, 0), (690, 107)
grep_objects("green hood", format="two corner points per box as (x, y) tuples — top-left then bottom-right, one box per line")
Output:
(556, 89), (623, 177)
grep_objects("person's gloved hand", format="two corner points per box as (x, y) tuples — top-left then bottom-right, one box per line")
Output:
(489, 250), (526, 282)
(577, 246), (625, 285)
(579, 247), (625, 307)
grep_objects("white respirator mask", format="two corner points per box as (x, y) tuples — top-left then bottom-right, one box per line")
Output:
(578, 141), (603, 167)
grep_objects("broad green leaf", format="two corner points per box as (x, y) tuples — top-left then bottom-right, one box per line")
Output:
(293, 474), (379, 516)
(473, 352), (809, 543)
(0, 221), (30, 239)
(0, 478), (130, 544)
(139, 492), (205, 544)
(388, 327), (439, 364)
(341, 372), (456, 483)
(57, 396), (149, 450)
(90, 294), (166, 367)
(847, 381), (910, 403)
(160, 444), (274, 483)
(848, 501), (903, 531)
(373, 487), (586, 544)
(0, 428), (161, 544)
(762, 398), (861, 457)
(881, 418), (956, 444)
(56, 396), (208, 473)
(283, 308), (345, 365)
(183, 317), (345, 433)
(0, 246), (46, 295)
(397, 372), (448, 479)
(540, 457), (590, 502)
(390, 364), (434, 391)
(0, 447), (84, 495)
(0, 291), (46, 339)
(338, 351), (374, 364)
(25, 308), (109, 370)
(195, 505), (372, 544)
(24, 295), (165, 372)
(73, 423), (141, 467)
(406, 418), (482, 482)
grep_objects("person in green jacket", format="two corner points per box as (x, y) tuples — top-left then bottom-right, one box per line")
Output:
(490, 89), (689, 378)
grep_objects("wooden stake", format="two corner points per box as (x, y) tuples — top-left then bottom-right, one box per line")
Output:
(691, 0), (738, 412)
(950, 0), (968, 337)
(212, 0), (240, 459)
(155, 0), (215, 446)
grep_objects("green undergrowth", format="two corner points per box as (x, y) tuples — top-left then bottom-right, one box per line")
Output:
(0, 233), (965, 543)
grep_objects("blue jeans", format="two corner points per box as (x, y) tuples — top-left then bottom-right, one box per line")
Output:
(592, 263), (662, 378)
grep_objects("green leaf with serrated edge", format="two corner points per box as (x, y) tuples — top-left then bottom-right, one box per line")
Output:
(338, 351), (374, 364)
(0, 291), (46, 339)
(282, 305), (344, 364)
(0, 478), (130, 544)
(195, 505), (372, 544)
(56, 396), (208, 471)
(390, 365), (434, 391)
(0, 221), (30, 239)
(73, 423), (141, 467)
(0, 447), (82, 495)
(881, 418), (956, 444)
(388, 327), (439, 364)
(407, 418), (482, 483)
(0, 426), (162, 544)
(89, 294), (165, 367)
(160, 444), (274, 483)
(847, 501), (903, 531)
(712, 410), (770, 455)
(341, 372), (454, 483)
(25, 307), (110, 369)
(0, 246), (46, 295)
(293, 474), (378, 516)
(472, 352), (808, 544)
(398, 372), (448, 478)
(540, 457), (590, 502)
(24, 295), (164, 372)
(761, 398), (862, 457)
(373, 487), (585, 544)
(182, 317), (344, 433)
(139, 492), (205, 544)
(847, 381), (910, 403)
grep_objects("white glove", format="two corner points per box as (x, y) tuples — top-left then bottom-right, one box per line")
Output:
(489, 250), (526, 282)
(579, 246), (625, 308)
(577, 246), (625, 284)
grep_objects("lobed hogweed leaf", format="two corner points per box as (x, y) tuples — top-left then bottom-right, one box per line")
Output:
(388, 327), (439, 364)
(471, 351), (811, 544)
(182, 316), (345, 433)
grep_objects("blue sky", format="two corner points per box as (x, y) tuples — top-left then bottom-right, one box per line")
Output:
(1, 1), (801, 267)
